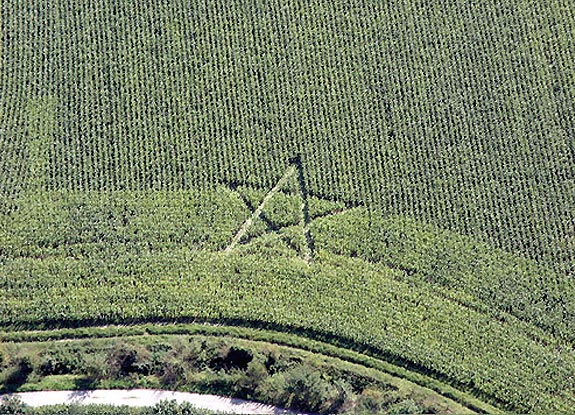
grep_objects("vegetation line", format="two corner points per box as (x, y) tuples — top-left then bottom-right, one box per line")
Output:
(292, 155), (315, 263)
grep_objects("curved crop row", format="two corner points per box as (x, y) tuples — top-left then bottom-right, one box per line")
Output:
(1, 190), (574, 413)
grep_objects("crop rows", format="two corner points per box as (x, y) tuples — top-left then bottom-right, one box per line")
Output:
(1, 0), (574, 271)
(1, 188), (575, 412)
(0, 242), (574, 412)
(1, 0), (575, 412)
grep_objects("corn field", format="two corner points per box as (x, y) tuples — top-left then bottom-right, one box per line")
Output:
(1, 0), (575, 413)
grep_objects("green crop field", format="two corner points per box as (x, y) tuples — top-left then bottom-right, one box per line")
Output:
(1, 0), (575, 413)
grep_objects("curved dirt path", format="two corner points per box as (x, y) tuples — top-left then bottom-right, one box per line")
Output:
(1, 389), (309, 414)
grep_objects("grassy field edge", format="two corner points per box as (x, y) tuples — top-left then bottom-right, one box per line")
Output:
(1, 323), (502, 414)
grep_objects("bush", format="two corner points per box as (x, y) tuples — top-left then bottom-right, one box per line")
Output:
(30, 404), (142, 415)
(1, 357), (35, 392)
(83, 353), (108, 383)
(159, 356), (187, 387)
(0, 395), (29, 414)
(107, 342), (153, 378)
(39, 344), (85, 376)
(256, 364), (336, 413)
(176, 337), (221, 371)
(327, 379), (356, 413)
(235, 359), (268, 397)
(144, 400), (210, 415)
(386, 399), (424, 414)
(355, 388), (399, 414)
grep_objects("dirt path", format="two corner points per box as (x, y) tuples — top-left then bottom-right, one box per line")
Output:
(1, 389), (309, 414)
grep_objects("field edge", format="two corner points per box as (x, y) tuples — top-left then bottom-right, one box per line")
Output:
(0, 323), (502, 414)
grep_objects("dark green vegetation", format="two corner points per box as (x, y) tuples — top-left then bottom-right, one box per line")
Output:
(0, 324), (498, 414)
(1, 396), (218, 415)
(0, 333), (464, 414)
(1, 0), (575, 414)
(1, 0), (574, 270)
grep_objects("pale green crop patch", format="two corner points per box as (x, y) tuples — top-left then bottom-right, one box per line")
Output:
(1, 187), (574, 413)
